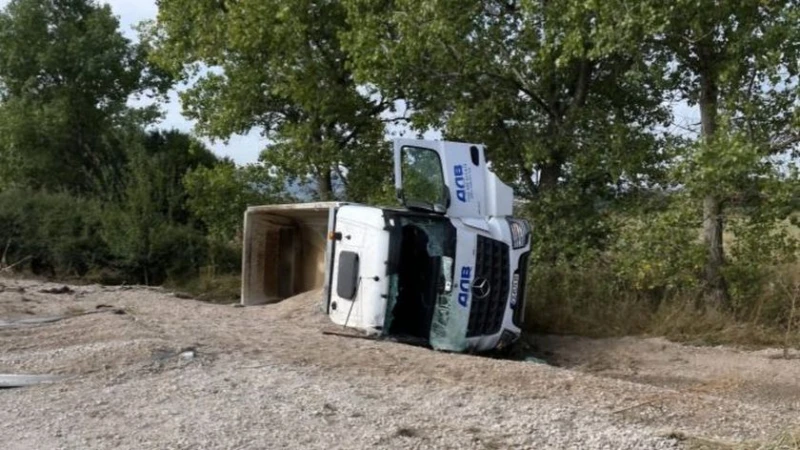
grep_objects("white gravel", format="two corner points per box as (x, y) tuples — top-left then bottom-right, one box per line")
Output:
(0, 277), (795, 449)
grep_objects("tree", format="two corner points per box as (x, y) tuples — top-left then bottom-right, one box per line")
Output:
(139, 129), (219, 224)
(596, 0), (800, 306)
(101, 129), (218, 284)
(149, 0), (394, 201)
(343, 0), (670, 260)
(0, 0), (166, 195)
(183, 161), (286, 242)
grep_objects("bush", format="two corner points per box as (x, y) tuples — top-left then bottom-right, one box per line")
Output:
(148, 223), (209, 283)
(100, 204), (212, 285)
(206, 239), (242, 274)
(0, 189), (108, 277)
(523, 259), (800, 346)
(521, 191), (800, 346)
(0, 188), (227, 285)
(609, 203), (705, 294)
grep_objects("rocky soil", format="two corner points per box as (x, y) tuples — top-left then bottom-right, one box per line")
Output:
(1, 277), (798, 449)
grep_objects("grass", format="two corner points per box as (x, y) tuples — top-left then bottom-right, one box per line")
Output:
(754, 430), (800, 450)
(677, 428), (800, 450)
(524, 261), (800, 349)
(165, 266), (241, 304)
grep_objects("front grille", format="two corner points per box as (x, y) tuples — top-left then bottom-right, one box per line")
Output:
(467, 236), (510, 337)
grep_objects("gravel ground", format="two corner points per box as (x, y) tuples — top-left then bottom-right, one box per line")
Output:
(0, 277), (797, 449)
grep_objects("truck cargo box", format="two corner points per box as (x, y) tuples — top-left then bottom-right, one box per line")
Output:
(241, 202), (341, 306)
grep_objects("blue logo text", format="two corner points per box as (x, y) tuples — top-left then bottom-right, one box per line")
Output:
(458, 266), (472, 307)
(454, 165), (467, 202)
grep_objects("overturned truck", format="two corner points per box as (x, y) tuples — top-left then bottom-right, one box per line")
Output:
(241, 139), (531, 352)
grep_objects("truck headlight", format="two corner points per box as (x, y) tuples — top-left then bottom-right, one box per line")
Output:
(508, 218), (530, 249)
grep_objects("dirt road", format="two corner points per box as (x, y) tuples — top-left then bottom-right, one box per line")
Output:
(1, 277), (797, 449)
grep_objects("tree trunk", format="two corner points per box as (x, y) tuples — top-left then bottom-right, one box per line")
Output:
(537, 117), (564, 194)
(699, 73), (730, 308)
(702, 194), (728, 307)
(536, 160), (563, 265)
(538, 161), (561, 193)
(317, 169), (333, 201)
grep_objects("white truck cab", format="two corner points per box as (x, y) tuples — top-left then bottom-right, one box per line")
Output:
(241, 139), (531, 352)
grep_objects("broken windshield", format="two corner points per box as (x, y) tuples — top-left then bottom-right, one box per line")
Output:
(383, 211), (463, 350)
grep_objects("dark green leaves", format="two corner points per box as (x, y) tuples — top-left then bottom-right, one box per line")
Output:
(151, 0), (392, 201)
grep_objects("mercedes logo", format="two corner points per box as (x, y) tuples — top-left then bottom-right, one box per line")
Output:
(471, 277), (491, 299)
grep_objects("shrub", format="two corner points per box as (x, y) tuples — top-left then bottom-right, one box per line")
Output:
(0, 189), (108, 277)
(609, 203), (705, 294)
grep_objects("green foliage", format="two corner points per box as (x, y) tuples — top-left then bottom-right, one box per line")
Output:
(0, 0), (246, 288)
(139, 130), (220, 222)
(337, 140), (395, 204)
(0, 189), (108, 277)
(0, 0), (166, 195)
(343, 0), (673, 266)
(100, 202), (208, 284)
(98, 129), (221, 284)
(524, 261), (655, 337)
(594, 0), (800, 304)
(344, 0), (669, 198)
(609, 197), (705, 292)
(183, 161), (285, 242)
(149, 0), (393, 200)
(520, 187), (613, 264)
(0, 128), (236, 285)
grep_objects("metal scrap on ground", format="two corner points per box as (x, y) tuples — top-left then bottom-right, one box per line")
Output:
(0, 308), (126, 329)
(0, 374), (67, 388)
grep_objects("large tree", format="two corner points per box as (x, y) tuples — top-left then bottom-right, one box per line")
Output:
(343, 0), (670, 260)
(0, 0), (165, 194)
(344, 0), (669, 197)
(595, 0), (800, 305)
(149, 0), (394, 201)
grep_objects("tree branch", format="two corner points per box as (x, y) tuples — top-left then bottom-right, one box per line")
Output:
(496, 119), (537, 197)
(565, 58), (593, 119)
(482, 35), (559, 119)
(768, 134), (800, 155)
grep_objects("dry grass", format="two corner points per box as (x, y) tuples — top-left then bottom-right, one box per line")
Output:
(166, 266), (240, 304)
(524, 262), (800, 348)
(754, 430), (800, 450)
(656, 428), (800, 450)
(694, 430), (800, 450)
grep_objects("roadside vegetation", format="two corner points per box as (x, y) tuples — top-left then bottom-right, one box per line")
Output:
(0, 0), (798, 346)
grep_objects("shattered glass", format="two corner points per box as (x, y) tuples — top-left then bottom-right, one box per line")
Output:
(384, 214), (467, 351)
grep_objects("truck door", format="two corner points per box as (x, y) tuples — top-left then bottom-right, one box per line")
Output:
(393, 139), (491, 218)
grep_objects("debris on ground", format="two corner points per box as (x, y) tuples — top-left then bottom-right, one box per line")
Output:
(39, 285), (74, 295)
(0, 374), (67, 388)
(0, 308), (125, 329)
(523, 356), (548, 364)
(0, 277), (798, 449)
